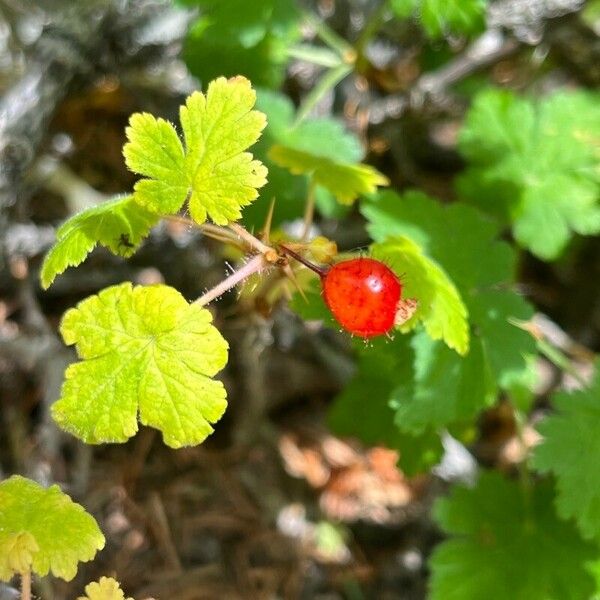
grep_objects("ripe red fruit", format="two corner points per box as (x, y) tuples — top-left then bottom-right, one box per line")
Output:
(322, 258), (402, 338)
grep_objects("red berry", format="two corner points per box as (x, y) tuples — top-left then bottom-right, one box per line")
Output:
(321, 258), (402, 338)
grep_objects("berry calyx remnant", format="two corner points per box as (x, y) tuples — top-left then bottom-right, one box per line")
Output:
(280, 245), (417, 338)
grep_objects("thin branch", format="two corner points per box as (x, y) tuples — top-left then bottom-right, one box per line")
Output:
(21, 570), (31, 600)
(194, 254), (269, 307)
(228, 222), (274, 256)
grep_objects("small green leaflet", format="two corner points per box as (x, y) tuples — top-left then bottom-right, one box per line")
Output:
(458, 88), (600, 260)
(391, 0), (487, 38)
(40, 195), (159, 289)
(372, 237), (469, 355)
(363, 191), (536, 434)
(245, 89), (364, 225)
(123, 76), (268, 225)
(78, 577), (134, 600)
(430, 472), (597, 600)
(0, 476), (105, 582)
(52, 283), (228, 448)
(532, 364), (600, 541)
(269, 145), (389, 205)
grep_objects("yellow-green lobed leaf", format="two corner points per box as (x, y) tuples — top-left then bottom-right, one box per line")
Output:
(40, 195), (159, 289)
(123, 76), (268, 224)
(53, 283), (228, 448)
(78, 576), (134, 600)
(0, 476), (105, 582)
(268, 144), (389, 204)
(372, 236), (469, 355)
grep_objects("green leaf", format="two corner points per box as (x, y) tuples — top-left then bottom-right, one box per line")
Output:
(180, 0), (301, 88)
(40, 195), (159, 289)
(123, 76), (268, 225)
(371, 236), (469, 355)
(458, 88), (600, 259)
(393, 330), (496, 434)
(532, 364), (600, 540)
(52, 282), (228, 448)
(391, 0), (487, 38)
(244, 89), (365, 225)
(430, 472), (597, 600)
(328, 337), (444, 476)
(0, 476), (105, 582)
(363, 191), (536, 433)
(78, 577), (134, 600)
(269, 145), (389, 205)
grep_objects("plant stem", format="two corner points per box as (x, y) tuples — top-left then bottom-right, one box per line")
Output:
(354, 0), (390, 72)
(279, 244), (327, 276)
(228, 222), (274, 256)
(302, 10), (355, 61)
(302, 180), (316, 241)
(293, 63), (353, 125)
(21, 570), (31, 600)
(164, 215), (243, 247)
(194, 254), (269, 307)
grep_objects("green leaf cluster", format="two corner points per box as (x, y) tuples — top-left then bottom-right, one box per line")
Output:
(363, 190), (536, 434)
(458, 88), (600, 259)
(323, 191), (536, 474)
(180, 0), (301, 88)
(245, 89), (380, 225)
(391, 0), (487, 39)
(532, 364), (600, 541)
(430, 472), (597, 599)
(52, 283), (228, 448)
(0, 476), (105, 582)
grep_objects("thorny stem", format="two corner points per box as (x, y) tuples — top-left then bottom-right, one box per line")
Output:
(194, 254), (269, 307)
(279, 244), (327, 277)
(164, 215), (243, 248)
(228, 222), (274, 256)
(21, 570), (31, 600)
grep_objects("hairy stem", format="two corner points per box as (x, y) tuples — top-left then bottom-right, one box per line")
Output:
(164, 215), (244, 247)
(21, 570), (31, 600)
(194, 254), (269, 307)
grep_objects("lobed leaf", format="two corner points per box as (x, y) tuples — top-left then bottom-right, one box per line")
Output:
(52, 282), (228, 448)
(123, 76), (268, 225)
(363, 190), (536, 433)
(328, 336), (443, 476)
(0, 476), (104, 582)
(40, 195), (159, 289)
(532, 364), (600, 540)
(458, 88), (600, 259)
(372, 236), (469, 355)
(430, 472), (596, 599)
(269, 144), (388, 205)
(78, 577), (134, 600)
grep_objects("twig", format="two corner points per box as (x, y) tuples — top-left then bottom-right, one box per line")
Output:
(194, 254), (270, 307)
(21, 570), (31, 600)
(228, 222), (274, 256)
(301, 181), (316, 242)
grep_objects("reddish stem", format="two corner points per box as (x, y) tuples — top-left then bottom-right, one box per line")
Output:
(279, 244), (327, 277)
